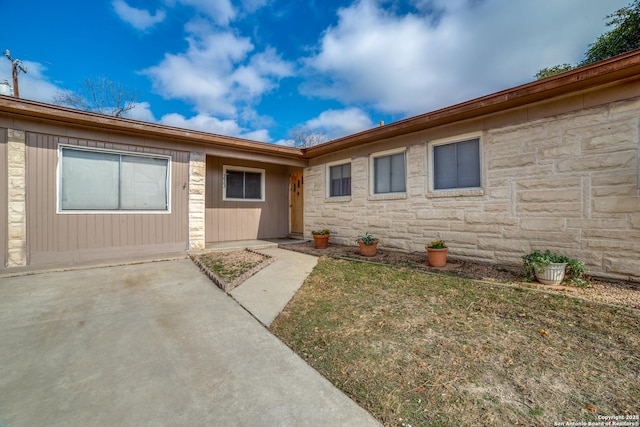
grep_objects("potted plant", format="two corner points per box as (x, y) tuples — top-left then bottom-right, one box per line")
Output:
(522, 250), (590, 286)
(355, 232), (379, 257)
(311, 229), (331, 249)
(426, 240), (448, 267)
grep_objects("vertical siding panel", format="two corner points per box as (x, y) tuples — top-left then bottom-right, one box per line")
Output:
(24, 132), (187, 264)
(77, 215), (88, 249)
(46, 135), (55, 252)
(203, 157), (289, 243)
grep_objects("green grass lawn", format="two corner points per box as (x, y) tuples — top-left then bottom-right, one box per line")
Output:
(270, 258), (640, 427)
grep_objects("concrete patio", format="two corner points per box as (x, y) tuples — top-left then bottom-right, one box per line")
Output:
(0, 252), (379, 426)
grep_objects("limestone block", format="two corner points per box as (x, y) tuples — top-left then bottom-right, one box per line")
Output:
(609, 98), (640, 119)
(604, 257), (640, 278)
(489, 121), (547, 143)
(484, 140), (526, 157)
(503, 229), (581, 245)
(483, 202), (510, 212)
(567, 218), (628, 230)
(489, 154), (536, 170)
(538, 140), (580, 159)
(582, 122), (637, 153)
(519, 218), (566, 231)
(522, 135), (563, 150)
(547, 108), (609, 132)
(488, 164), (553, 179)
(450, 222), (502, 233)
(556, 151), (635, 173)
(516, 177), (581, 190)
(517, 189), (581, 203)
(465, 213), (517, 226)
(584, 238), (638, 252)
(590, 172), (637, 187)
(516, 202), (583, 217)
(477, 237), (528, 252)
(592, 185), (637, 197)
(416, 209), (464, 221)
(7, 129), (25, 141)
(593, 197), (640, 213)
(582, 228), (640, 241)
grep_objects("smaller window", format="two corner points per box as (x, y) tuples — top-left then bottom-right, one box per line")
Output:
(372, 150), (406, 194)
(223, 166), (265, 201)
(329, 163), (351, 197)
(433, 137), (481, 190)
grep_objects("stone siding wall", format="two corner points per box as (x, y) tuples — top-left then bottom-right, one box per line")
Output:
(189, 151), (206, 250)
(305, 98), (640, 281)
(7, 129), (26, 267)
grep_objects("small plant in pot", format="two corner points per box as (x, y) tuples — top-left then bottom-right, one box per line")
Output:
(426, 240), (448, 267)
(311, 229), (331, 249)
(355, 232), (379, 257)
(522, 250), (590, 286)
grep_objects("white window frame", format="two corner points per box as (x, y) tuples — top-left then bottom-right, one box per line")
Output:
(325, 159), (352, 200)
(369, 147), (407, 198)
(57, 145), (171, 214)
(222, 165), (266, 202)
(428, 132), (484, 197)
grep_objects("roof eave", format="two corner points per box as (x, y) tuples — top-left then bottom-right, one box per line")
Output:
(304, 49), (640, 158)
(0, 96), (305, 158)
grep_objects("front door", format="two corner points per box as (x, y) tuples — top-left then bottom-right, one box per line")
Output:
(290, 171), (303, 235)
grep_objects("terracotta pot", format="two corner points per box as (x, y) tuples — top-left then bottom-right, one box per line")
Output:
(427, 247), (448, 267)
(358, 240), (378, 257)
(313, 234), (330, 249)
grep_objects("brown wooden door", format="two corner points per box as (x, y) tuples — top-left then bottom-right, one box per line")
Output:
(290, 171), (303, 234)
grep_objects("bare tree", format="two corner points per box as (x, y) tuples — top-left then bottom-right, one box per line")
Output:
(289, 125), (328, 148)
(53, 77), (138, 117)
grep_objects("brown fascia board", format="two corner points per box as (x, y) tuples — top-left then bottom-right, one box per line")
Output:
(304, 49), (640, 159)
(0, 95), (304, 159)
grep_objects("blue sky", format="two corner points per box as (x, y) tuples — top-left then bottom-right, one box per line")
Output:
(0, 0), (629, 144)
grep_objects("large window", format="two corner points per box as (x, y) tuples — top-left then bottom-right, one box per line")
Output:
(372, 150), (406, 194)
(329, 163), (351, 197)
(59, 147), (169, 212)
(432, 137), (481, 190)
(223, 166), (265, 201)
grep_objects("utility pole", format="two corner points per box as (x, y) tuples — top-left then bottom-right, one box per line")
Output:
(3, 50), (27, 98)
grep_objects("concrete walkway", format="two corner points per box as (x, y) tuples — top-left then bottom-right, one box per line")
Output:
(230, 247), (318, 326)
(0, 247), (380, 426)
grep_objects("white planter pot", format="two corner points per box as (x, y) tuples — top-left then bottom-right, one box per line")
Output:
(535, 263), (567, 285)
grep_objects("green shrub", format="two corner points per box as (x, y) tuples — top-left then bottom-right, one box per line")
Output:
(522, 250), (590, 287)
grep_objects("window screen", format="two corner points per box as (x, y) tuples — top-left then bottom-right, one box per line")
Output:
(433, 138), (480, 190)
(224, 169), (264, 200)
(329, 163), (351, 197)
(374, 152), (406, 194)
(60, 147), (169, 211)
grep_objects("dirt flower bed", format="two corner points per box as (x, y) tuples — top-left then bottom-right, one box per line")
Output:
(191, 249), (273, 292)
(282, 241), (640, 310)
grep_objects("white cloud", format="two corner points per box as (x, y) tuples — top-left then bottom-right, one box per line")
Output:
(302, 0), (628, 116)
(178, 0), (236, 26)
(112, 0), (166, 31)
(305, 107), (374, 140)
(143, 28), (293, 117)
(241, 0), (270, 14)
(123, 101), (157, 122)
(158, 112), (271, 141)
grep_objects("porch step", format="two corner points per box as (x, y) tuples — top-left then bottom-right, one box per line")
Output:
(287, 233), (304, 240)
